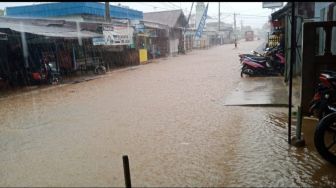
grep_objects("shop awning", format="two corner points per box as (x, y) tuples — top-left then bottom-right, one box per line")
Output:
(137, 33), (149, 37)
(0, 17), (103, 39)
(143, 21), (169, 30)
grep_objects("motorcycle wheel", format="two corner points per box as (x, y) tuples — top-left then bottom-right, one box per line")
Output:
(95, 66), (106, 75)
(241, 67), (254, 78)
(314, 112), (336, 165)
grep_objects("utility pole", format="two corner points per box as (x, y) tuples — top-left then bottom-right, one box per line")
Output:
(218, 2), (220, 32)
(184, 2), (194, 52)
(218, 2), (221, 45)
(105, 2), (111, 23)
(186, 2), (194, 28)
(234, 12), (237, 48)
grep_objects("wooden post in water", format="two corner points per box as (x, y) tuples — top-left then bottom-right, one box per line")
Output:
(123, 155), (132, 188)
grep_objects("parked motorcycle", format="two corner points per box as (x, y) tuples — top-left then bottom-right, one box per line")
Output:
(238, 46), (275, 62)
(94, 64), (106, 75)
(31, 61), (62, 85)
(309, 71), (336, 119)
(240, 48), (285, 77)
(308, 70), (336, 165)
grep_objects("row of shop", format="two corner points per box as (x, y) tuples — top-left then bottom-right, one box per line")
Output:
(266, 2), (336, 147)
(0, 13), (193, 88)
(268, 2), (336, 83)
(0, 2), (232, 89)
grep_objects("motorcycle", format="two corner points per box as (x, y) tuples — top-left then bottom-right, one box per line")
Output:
(238, 47), (275, 62)
(31, 61), (62, 85)
(309, 71), (336, 119)
(240, 49), (285, 77)
(308, 70), (336, 165)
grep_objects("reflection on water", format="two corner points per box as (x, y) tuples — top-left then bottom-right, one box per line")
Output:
(265, 112), (336, 187)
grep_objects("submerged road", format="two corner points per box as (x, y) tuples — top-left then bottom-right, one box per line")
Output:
(0, 40), (336, 187)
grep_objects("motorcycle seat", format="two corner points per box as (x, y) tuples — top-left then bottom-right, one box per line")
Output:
(321, 70), (336, 77)
(246, 56), (267, 63)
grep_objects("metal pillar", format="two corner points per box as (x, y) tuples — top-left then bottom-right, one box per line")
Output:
(288, 2), (296, 145)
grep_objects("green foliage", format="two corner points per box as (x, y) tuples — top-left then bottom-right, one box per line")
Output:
(0, 9), (3, 16)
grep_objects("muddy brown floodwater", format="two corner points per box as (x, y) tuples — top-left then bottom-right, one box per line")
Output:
(1, 41), (336, 187)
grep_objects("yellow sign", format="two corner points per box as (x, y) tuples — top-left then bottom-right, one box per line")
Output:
(139, 49), (148, 64)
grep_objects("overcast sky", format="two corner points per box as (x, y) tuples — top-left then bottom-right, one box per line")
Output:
(0, 2), (285, 29)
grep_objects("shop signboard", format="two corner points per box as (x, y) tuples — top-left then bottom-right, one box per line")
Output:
(92, 37), (105, 45)
(262, 2), (283, 9)
(0, 32), (7, 40)
(0, 35), (7, 41)
(93, 25), (134, 46)
(147, 29), (157, 37)
(135, 23), (145, 33)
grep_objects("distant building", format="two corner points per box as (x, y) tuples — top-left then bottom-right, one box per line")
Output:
(4, 2), (143, 22)
(144, 9), (188, 56)
(206, 22), (233, 31)
(206, 22), (234, 44)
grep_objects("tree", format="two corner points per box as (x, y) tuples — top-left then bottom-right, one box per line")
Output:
(0, 9), (3, 16)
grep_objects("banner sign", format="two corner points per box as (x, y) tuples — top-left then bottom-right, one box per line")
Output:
(0, 33), (7, 41)
(262, 2), (283, 9)
(93, 25), (133, 46)
(195, 3), (209, 39)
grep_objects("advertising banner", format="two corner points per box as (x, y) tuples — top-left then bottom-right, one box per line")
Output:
(195, 3), (209, 39)
(93, 25), (133, 46)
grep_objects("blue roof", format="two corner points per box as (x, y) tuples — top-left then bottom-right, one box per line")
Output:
(5, 2), (143, 20)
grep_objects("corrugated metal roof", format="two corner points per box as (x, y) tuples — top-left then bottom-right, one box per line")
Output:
(5, 2), (143, 20)
(143, 9), (187, 28)
(0, 17), (103, 38)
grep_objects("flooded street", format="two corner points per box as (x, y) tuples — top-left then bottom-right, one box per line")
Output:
(1, 40), (336, 187)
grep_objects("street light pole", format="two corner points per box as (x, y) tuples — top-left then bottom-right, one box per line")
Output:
(218, 2), (220, 32)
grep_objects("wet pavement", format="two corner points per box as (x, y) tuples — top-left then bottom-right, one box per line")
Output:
(223, 77), (288, 107)
(1, 40), (336, 187)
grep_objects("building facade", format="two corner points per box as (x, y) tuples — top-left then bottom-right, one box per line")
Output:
(5, 2), (143, 21)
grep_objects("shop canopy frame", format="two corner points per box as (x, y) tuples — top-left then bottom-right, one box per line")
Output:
(0, 17), (104, 39)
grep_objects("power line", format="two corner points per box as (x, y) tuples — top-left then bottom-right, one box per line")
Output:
(239, 15), (268, 18)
